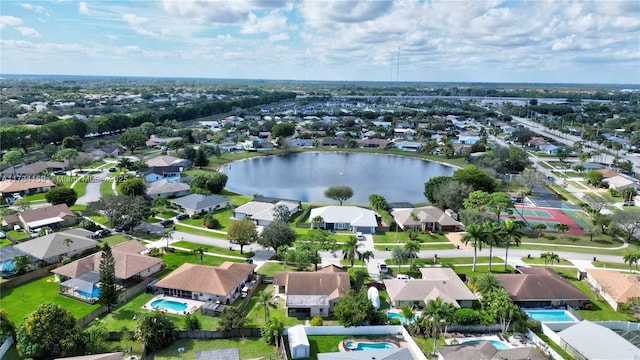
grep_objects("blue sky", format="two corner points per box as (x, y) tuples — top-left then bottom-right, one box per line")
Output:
(1, 0), (639, 84)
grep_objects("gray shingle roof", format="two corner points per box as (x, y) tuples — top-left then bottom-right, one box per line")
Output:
(171, 194), (230, 212)
(14, 229), (98, 260)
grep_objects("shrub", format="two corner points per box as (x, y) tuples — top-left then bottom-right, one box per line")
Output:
(388, 318), (401, 325)
(453, 308), (482, 325)
(203, 214), (219, 229)
(310, 316), (323, 326)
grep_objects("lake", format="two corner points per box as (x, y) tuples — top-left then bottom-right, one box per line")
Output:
(222, 152), (455, 204)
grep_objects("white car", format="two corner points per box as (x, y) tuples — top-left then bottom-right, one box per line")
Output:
(377, 262), (388, 273)
(356, 232), (364, 240)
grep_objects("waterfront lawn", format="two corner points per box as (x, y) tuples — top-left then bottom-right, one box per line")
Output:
(152, 338), (277, 359)
(1, 275), (100, 326)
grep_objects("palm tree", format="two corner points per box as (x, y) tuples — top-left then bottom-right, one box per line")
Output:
(555, 223), (569, 234)
(423, 297), (455, 356)
(311, 216), (324, 230)
(533, 223), (547, 238)
(399, 305), (415, 327)
(63, 237), (74, 258)
(192, 247), (206, 264)
(584, 226), (598, 242)
(540, 252), (560, 268)
(469, 273), (502, 296)
(162, 228), (173, 250)
(462, 224), (484, 272)
(117, 157), (133, 170)
(404, 240), (420, 266)
(342, 236), (362, 268)
(358, 250), (374, 266)
(257, 291), (271, 322)
(623, 252), (639, 272)
(391, 247), (407, 274)
(482, 221), (500, 273)
(500, 218), (524, 271)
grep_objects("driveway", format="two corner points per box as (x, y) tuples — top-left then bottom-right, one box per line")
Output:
(76, 164), (112, 205)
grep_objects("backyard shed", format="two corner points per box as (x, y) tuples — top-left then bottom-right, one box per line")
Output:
(288, 325), (310, 359)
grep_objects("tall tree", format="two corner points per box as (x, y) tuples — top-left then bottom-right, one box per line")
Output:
(135, 310), (176, 352)
(45, 187), (78, 207)
(623, 252), (640, 272)
(612, 208), (640, 241)
(482, 221), (501, 273)
(469, 273), (503, 295)
(99, 244), (118, 312)
(422, 297), (455, 354)
(271, 203), (291, 222)
(555, 223), (569, 234)
(404, 240), (421, 266)
(424, 176), (452, 203)
(358, 250), (375, 266)
(55, 148), (79, 175)
(368, 194), (388, 211)
(63, 238), (74, 258)
(227, 218), (258, 254)
(342, 236), (362, 267)
(324, 185), (354, 205)
(86, 195), (151, 231)
(194, 147), (209, 168)
(258, 220), (297, 254)
(500, 219), (524, 271)
(1, 149), (24, 178)
(540, 252), (560, 268)
(391, 247), (407, 273)
(291, 229), (338, 271)
(118, 178), (147, 196)
(192, 247), (206, 264)
(218, 306), (247, 332)
(516, 168), (547, 194)
(462, 223), (484, 272)
(452, 166), (497, 192)
(333, 288), (381, 327)
(119, 132), (147, 154)
(257, 291), (271, 322)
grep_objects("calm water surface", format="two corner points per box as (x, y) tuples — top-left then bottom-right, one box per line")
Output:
(223, 152), (454, 204)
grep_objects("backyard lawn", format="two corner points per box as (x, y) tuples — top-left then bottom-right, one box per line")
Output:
(156, 249), (245, 278)
(152, 338), (278, 359)
(100, 234), (131, 247)
(7, 230), (29, 241)
(172, 241), (249, 258)
(1, 275), (100, 326)
(0, 238), (11, 247)
(244, 284), (306, 327)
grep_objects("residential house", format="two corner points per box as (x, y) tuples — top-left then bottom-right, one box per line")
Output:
(391, 206), (463, 232)
(586, 269), (640, 310)
(146, 155), (191, 168)
(538, 144), (560, 155)
(394, 141), (422, 152)
(53, 352), (125, 360)
(145, 180), (191, 199)
(153, 262), (256, 304)
(321, 138), (345, 147)
(13, 229), (98, 264)
(494, 267), (589, 308)
(0, 178), (56, 198)
(393, 128), (417, 139)
(383, 268), (477, 309)
(8, 203), (77, 232)
(287, 138), (315, 148)
(309, 206), (378, 234)
(1, 161), (67, 177)
(557, 321), (640, 360)
(528, 137), (550, 148)
(456, 134), (481, 145)
(437, 341), (546, 360)
(604, 174), (638, 191)
(171, 194), (232, 216)
(141, 166), (181, 183)
(233, 197), (301, 226)
(52, 240), (163, 290)
(273, 265), (350, 318)
(146, 135), (183, 148)
(357, 138), (391, 149)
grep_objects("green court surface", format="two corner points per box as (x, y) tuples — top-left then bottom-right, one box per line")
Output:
(561, 209), (591, 229)
(525, 219), (559, 229)
(503, 208), (553, 219)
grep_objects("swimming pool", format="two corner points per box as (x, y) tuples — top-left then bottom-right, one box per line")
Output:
(462, 339), (511, 350)
(76, 286), (101, 298)
(151, 299), (188, 312)
(387, 310), (420, 324)
(1, 260), (15, 273)
(345, 341), (396, 351)
(525, 309), (579, 322)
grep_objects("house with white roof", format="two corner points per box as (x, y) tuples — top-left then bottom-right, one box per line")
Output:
(233, 197), (301, 226)
(171, 194), (232, 216)
(557, 321), (640, 360)
(145, 180), (190, 199)
(309, 206), (378, 234)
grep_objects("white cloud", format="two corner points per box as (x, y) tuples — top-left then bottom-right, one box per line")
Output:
(122, 13), (158, 37)
(78, 2), (92, 16)
(268, 32), (289, 42)
(241, 11), (288, 35)
(16, 26), (41, 38)
(21, 3), (46, 13)
(1, 16), (24, 29)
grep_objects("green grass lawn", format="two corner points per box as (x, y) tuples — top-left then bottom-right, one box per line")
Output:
(172, 241), (249, 258)
(72, 179), (88, 198)
(521, 256), (574, 267)
(174, 224), (229, 239)
(22, 192), (48, 202)
(152, 338), (278, 359)
(7, 230), (28, 241)
(0, 238), (11, 247)
(88, 215), (108, 226)
(374, 243), (456, 251)
(244, 284), (305, 327)
(1, 275), (100, 326)
(157, 249), (244, 277)
(256, 261), (288, 276)
(100, 178), (114, 196)
(71, 204), (87, 212)
(592, 261), (634, 271)
(373, 231), (449, 244)
(100, 234), (131, 247)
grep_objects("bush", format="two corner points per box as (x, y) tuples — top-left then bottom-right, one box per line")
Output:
(310, 316), (323, 326)
(80, 220), (101, 232)
(453, 308), (482, 325)
(203, 214), (219, 229)
(388, 318), (401, 325)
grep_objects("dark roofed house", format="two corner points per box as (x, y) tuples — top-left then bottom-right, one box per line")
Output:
(391, 205), (463, 232)
(16, 203), (77, 231)
(273, 265), (350, 318)
(321, 138), (345, 147)
(146, 179), (190, 199)
(171, 194), (232, 216)
(437, 340), (547, 360)
(1, 161), (67, 177)
(141, 166), (181, 183)
(13, 228), (97, 264)
(494, 267), (590, 308)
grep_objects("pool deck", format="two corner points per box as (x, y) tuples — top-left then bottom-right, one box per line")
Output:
(338, 336), (406, 352)
(142, 295), (204, 315)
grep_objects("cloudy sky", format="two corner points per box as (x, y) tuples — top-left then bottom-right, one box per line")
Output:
(1, 0), (639, 84)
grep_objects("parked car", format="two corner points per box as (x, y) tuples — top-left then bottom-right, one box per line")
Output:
(396, 274), (410, 279)
(356, 232), (364, 240)
(160, 219), (175, 227)
(108, 167), (117, 172)
(623, 200), (636, 206)
(176, 213), (190, 220)
(0, 231), (6, 239)
(244, 258), (254, 264)
(53, 170), (67, 175)
(92, 229), (111, 238)
(378, 262), (388, 273)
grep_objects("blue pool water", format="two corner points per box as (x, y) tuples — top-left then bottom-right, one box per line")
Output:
(345, 341), (395, 351)
(463, 339), (511, 350)
(1, 260), (15, 272)
(388, 311), (418, 324)
(525, 310), (577, 322)
(76, 286), (101, 298)
(151, 299), (188, 312)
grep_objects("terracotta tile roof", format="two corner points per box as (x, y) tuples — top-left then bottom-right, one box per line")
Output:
(384, 268), (476, 307)
(0, 178), (56, 193)
(587, 268), (640, 304)
(154, 262), (256, 297)
(273, 270), (350, 301)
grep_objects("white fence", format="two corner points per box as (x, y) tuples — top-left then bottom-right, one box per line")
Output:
(288, 325), (427, 360)
(528, 327), (565, 360)
(0, 336), (13, 359)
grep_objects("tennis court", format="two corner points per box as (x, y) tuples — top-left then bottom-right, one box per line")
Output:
(510, 206), (584, 235)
